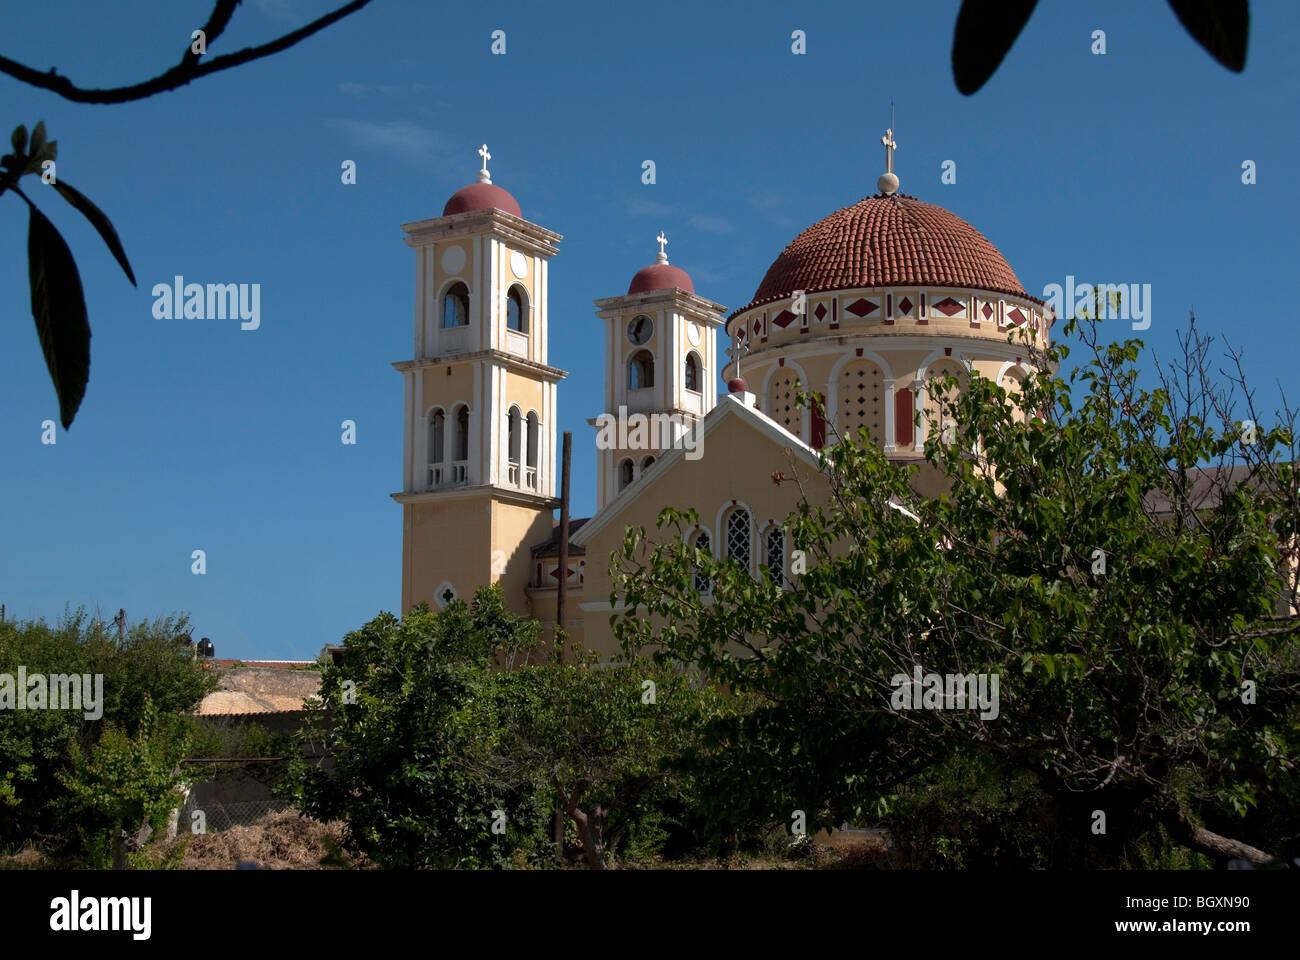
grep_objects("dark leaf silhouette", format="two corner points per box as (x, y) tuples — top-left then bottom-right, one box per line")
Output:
(1167, 0), (1249, 71)
(27, 204), (91, 429)
(53, 180), (137, 285)
(952, 0), (1039, 95)
(10, 124), (26, 154)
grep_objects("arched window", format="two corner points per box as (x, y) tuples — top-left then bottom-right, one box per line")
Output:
(454, 405), (470, 462)
(443, 282), (469, 328)
(725, 508), (752, 571)
(507, 407), (521, 484)
(507, 286), (527, 333)
(641, 455), (655, 473)
(692, 530), (712, 594)
(767, 371), (802, 438)
(525, 411), (539, 489)
(618, 458), (634, 491)
(684, 352), (701, 392)
(428, 409), (445, 464)
(837, 358), (885, 445)
(765, 526), (786, 587)
(628, 350), (654, 390)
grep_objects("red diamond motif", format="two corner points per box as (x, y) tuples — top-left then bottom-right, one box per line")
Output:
(845, 298), (878, 317)
(813, 303), (827, 321)
(981, 302), (994, 320)
(753, 318), (762, 334)
(773, 309), (796, 328)
(1007, 306), (1027, 325)
(897, 296), (913, 315)
(932, 297), (963, 317)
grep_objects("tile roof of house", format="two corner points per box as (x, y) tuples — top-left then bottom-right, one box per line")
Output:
(530, 517), (591, 557)
(196, 663), (322, 716)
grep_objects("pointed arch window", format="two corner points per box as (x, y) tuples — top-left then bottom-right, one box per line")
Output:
(765, 526), (786, 587)
(726, 508), (752, 572)
(692, 529), (712, 594)
(443, 282), (470, 328)
(684, 352), (701, 392)
(628, 350), (654, 390)
(507, 286), (527, 333)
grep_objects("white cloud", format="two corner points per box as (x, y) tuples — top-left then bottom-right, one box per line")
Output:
(690, 214), (733, 234)
(328, 119), (454, 169)
(624, 197), (673, 217)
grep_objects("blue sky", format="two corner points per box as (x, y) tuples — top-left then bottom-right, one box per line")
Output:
(1, 0), (1296, 659)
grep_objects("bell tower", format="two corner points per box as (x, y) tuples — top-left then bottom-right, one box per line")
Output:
(393, 146), (566, 615)
(591, 234), (726, 509)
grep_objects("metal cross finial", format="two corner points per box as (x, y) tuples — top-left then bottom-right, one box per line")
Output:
(655, 231), (669, 262)
(881, 128), (896, 174)
(478, 143), (491, 172)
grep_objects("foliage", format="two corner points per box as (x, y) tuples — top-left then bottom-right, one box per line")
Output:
(0, 607), (215, 859)
(612, 314), (1300, 867)
(57, 698), (191, 869)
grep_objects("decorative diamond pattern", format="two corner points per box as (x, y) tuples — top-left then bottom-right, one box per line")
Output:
(981, 302), (994, 320)
(726, 509), (751, 567)
(772, 309), (796, 328)
(897, 296), (913, 315)
(813, 302), (827, 321)
(1007, 306), (1027, 325)
(932, 296), (964, 317)
(845, 298), (878, 317)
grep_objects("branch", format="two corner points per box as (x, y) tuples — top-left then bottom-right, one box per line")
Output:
(0, 0), (375, 104)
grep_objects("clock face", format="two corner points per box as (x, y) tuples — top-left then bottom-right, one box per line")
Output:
(627, 314), (653, 345)
(687, 321), (701, 346)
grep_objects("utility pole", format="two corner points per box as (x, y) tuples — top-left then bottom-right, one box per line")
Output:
(555, 431), (572, 664)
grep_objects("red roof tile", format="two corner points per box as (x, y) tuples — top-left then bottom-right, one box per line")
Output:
(443, 182), (522, 218)
(733, 194), (1029, 319)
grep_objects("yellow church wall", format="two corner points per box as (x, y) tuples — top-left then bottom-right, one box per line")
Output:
(490, 501), (555, 615)
(420, 364), (476, 414)
(403, 498), (494, 612)
(503, 370), (545, 416)
(580, 412), (834, 658)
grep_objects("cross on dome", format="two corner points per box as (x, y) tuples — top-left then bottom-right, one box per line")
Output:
(655, 231), (669, 263)
(877, 122), (900, 196)
(477, 143), (492, 184)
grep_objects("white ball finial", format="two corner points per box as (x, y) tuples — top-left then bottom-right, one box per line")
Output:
(878, 172), (899, 195)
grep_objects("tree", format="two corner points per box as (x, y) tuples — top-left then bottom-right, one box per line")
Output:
(481, 655), (731, 869)
(0, 0), (375, 427)
(612, 314), (1299, 867)
(291, 587), (552, 868)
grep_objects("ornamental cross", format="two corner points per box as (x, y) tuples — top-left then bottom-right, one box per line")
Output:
(656, 231), (668, 259)
(881, 128), (896, 174)
(478, 143), (491, 172)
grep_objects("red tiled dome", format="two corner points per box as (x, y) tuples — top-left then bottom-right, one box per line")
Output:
(628, 262), (694, 295)
(734, 194), (1027, 317)
(443, 182), (521, 218)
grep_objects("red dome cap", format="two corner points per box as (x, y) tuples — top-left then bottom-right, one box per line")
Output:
(628, 262), (694, 295)
(443, 182), (521, 219)
(732, 194), (1028, 317)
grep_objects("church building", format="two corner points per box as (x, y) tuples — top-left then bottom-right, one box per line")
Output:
(392, 135), (1051, 657)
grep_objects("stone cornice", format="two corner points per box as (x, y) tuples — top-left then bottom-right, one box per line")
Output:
(391, 484), (560, 509)
(593, 288), (727, 319)
(402, 208), (562, 257)
(393, 349), (569, 382)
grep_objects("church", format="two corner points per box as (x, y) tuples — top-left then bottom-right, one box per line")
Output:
(391, 135), (1051, 657)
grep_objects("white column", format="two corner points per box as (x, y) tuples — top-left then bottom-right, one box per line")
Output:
(912, 378), (925, 452)
(883, 378), (896, 452)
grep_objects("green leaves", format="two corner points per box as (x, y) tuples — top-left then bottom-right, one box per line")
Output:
(27, 204), (91, 430)
(4, 120), (137, 429)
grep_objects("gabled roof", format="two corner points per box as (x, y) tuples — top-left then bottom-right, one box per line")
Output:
(571, 393), (823, 547)
(530, 516), (592, 557)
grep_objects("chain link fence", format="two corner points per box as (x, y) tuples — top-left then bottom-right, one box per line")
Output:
(176, 757), (296, 835)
